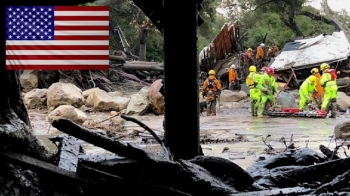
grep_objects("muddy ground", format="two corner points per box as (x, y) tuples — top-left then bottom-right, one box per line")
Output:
(29, 100), (349, 170)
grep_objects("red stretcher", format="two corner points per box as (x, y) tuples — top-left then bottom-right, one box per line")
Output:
(265, 108), (327, 118)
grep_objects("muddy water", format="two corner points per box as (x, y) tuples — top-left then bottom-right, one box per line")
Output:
(28, 104), (347, 170)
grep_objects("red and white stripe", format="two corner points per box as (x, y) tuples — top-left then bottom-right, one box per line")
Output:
(6, 6), (110, 70)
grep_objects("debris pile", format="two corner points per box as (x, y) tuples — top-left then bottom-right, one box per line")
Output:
(2, 103), (350, 195)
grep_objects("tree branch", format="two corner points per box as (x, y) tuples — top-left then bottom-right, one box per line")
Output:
(251, 0), (281, 11)
(280, 16), (304, 37)
(298, 11), (341, 31)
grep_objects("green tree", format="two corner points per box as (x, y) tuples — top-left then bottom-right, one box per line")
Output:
(85, 0), (164, 61)
(219, 0), (344, 50)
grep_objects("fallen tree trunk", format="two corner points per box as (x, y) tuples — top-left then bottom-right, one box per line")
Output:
(109, 55), (126, 63)
(337, 77), (350, 86)
(117, 61), (164, 71)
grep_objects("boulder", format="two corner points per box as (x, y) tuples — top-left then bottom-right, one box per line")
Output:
(220, 102), (240, 109)
(238, 91), (247, 98)
(113, 97), (130, 111)
(47, 82), (84, 108)
(288, 90), (300, 100)
(108, 91), (123, 99)
(48, 105), (87, 125)
(337, 92), (350, 109)
(148, 79), (165, 115)
(20, 70), (38, 92)
(276, 91), (297, 108)
(126, 87), (150, 115)
(334, 120), (350, 139)
(220, 90), (246, 102)
(85, 90), (119, 111)
(107, 91), (130, 110)
(24, 88), (48, 109)
(82, 88), (104, 99)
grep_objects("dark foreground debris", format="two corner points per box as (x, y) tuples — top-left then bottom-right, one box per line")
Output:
(2, 111), (350, 195)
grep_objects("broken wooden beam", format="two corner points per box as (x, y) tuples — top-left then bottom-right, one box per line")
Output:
(52, 119), (155, 161)
(109, 55), (126, 63)
(49, 134), (82, 172)
(269, 156), (350, 186)
(0, 151), (90, 186)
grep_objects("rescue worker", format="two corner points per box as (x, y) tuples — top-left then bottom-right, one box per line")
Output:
(319, 63), (338, 118)
(299, 75), (317, 111)
(202, 70), (222, 116)
(228, 64), (237, 91)
(246, 65), (261, 116)
(257, 67), (278, 118)
(267, 42), (279, 58)
(311, 68), (324, 107)
(244, 48), (253, 67)
(256, 43), (265, 68)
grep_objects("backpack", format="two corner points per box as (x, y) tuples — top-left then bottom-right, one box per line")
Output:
(328, 69), (337, 80)
(246, 74), (255, 89)
(208, 79), (216, 89)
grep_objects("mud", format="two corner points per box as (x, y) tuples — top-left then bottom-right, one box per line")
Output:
(28, 101), (348, 170)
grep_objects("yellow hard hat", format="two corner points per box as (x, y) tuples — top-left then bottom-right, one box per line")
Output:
(208, 70), (215, 75)
(248, 48), (252, 51)
(249, 65), (257, 72)
(320, 63), (330, 71)
(308, 75), (316, 83)
(311, 68), (319, 74)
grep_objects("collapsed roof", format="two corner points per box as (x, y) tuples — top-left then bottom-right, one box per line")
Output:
(270, 31), (350, 71)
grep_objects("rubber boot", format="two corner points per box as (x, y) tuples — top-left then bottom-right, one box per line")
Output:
(251, 101), (257, 116)
(329, 99), (337, 118)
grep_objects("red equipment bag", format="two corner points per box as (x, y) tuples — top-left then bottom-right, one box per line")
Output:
(281, 108), (300, 113)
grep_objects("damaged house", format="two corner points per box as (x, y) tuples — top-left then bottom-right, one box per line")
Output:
(199, 28), (350, 94)
(270, 31), (350, 93)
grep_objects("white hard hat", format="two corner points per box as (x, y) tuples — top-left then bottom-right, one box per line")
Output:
(231, 64), (236, 69)
(260, 43), (265, 47)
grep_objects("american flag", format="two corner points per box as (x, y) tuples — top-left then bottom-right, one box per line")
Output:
(5, 6), (110, 70)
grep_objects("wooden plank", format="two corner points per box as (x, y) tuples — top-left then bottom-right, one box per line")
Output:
(55, 135), (81, 172)
(0, 151), (89, 185)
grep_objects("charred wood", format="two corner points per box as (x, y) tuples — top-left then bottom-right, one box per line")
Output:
(0, 71), (31, 127)
(49, 134), (82, 172)
(78, 165), (192, 196)
(319, 144), (340, 160)
(189, 156), (255, 191)
(267, 156), (350, 187)
(52, 119), (163, 161)
(312, 169), (350, 194)
(0, 110), (55, 162)
(79, 156), (241, 195)
(0, 151), (90, 186)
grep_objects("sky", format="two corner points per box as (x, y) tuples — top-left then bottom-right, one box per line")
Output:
(305, 0), (350, 14)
